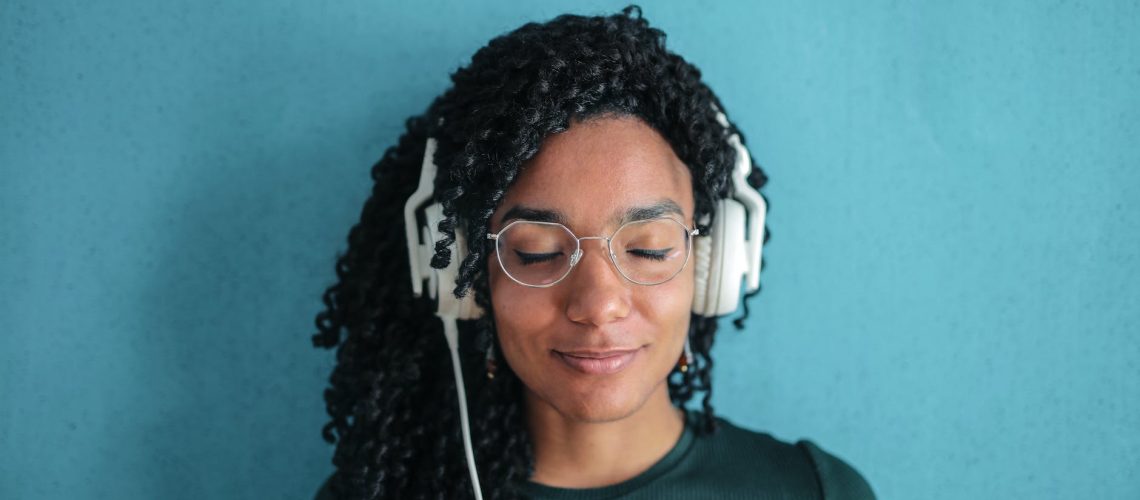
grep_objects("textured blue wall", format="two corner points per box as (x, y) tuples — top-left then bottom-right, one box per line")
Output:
(2, 1), (1137, 498)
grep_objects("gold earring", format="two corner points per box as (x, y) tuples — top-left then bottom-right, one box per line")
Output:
(678, 337), (693, 373)
(486, 345), (498, 380)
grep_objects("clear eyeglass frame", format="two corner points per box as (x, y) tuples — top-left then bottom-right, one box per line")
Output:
(486, 217), (700, 288)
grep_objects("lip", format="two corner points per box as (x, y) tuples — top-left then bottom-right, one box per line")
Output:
(554, 347), (642, 375)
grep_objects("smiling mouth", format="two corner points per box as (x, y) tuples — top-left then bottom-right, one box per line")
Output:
(553, 347), (643, 375)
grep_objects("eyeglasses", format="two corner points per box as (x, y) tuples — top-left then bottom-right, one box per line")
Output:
(486, 217), (699, 288)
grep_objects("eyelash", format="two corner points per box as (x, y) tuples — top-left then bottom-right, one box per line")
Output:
(627, 248), (670, 261)
(515, 248), (673, 266)
(516, 251), (561, 265)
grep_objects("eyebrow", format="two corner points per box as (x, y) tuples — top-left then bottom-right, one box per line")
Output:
(498, 206), (568, 225)
(498, 199), (685, 227)
(621, 200), (685, 224)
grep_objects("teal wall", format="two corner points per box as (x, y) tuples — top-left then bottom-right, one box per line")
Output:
(2, 1), (1137, 498)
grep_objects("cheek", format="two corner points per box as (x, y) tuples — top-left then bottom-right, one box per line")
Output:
(657, 268), (695, 357)
(488, 266), (558, 365)
(630, 266), (694, 372)
(641, 265), (694, 326)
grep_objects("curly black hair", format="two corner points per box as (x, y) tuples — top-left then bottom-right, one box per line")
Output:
(311, 6), (770, 499)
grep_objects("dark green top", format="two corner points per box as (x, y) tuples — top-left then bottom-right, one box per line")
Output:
(315, 410), (875, 499)
(510, 410), (875, 500)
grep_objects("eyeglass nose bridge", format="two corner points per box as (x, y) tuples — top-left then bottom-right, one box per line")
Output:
(568, 236), (612, 269)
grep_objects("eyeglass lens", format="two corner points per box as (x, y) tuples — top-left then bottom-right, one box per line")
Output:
(495, 219), (690, 286)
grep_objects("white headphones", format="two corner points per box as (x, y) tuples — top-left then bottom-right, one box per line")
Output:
(401, 110), (765, 499)
(692, 111), (767, 316)
(404, 112), (766, 321)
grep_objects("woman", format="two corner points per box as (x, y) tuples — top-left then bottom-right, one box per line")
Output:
(312, 6), (874, 499)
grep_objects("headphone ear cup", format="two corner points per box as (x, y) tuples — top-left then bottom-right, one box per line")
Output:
(450, 234), (481, 320)
(437, 224), (482, 320)
(692, 198), (748, 317)
(422, 202), (483, 320)
(713, 198), (748, 316)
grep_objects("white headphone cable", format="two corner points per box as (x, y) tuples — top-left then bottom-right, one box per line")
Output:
(440, 314), (484, 500)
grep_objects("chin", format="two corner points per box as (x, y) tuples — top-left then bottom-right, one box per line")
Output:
(536, 376), (659, 424)
(552, 395), (640, 423)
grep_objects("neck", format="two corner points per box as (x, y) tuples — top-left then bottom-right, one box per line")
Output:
(524, 382), (686, 488)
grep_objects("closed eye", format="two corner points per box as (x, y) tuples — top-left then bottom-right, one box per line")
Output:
(627, 248), (672, 261)
(515, 250), (563, 265)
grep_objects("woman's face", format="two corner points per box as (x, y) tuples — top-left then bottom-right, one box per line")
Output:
(487, 115), (695, 423)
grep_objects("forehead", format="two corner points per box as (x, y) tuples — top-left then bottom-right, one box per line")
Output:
(492, 115), (694, 231)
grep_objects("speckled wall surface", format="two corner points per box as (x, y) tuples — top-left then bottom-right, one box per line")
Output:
(2, 1), (1137, 498)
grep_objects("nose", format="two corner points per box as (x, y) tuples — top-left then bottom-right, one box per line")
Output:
(564, 243), (632, 326)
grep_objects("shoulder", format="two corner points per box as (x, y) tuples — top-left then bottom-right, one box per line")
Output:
(313, 476), (334, 500)
(700, 415), (876, 500)
(795, 439), (877, 500)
